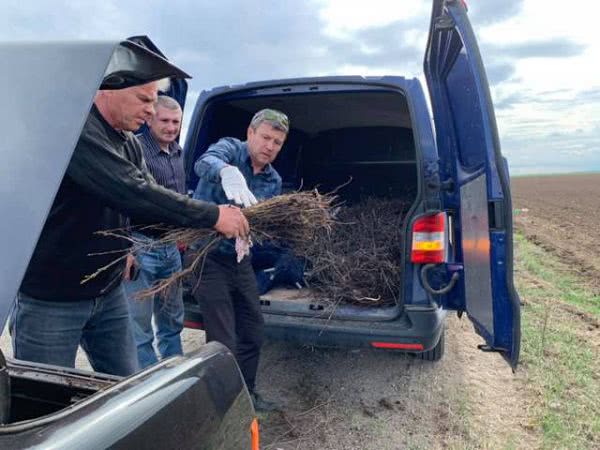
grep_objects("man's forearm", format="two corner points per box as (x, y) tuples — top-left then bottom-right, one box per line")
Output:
(195, 155), (228, 183)
(69, 135), (219, 228)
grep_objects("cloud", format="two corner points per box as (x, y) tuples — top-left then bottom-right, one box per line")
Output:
(501, 118), (600, 174)
(480, 37), (585, 89)
(468, 0), (524, 26)
(2, 0), (599, 176)
(0, 1), (132, 39)
(322, 20), (424, 72)
(494, 92), (522, 110)
(1, 0), (430, 85)
(490, 38), (585, 59)
(1, 0), (430, 141)
(485, 62), (517, 85)
(494, 86), (600, 113)
(574, 88), (600, 103)
(114, 0), (426, 90)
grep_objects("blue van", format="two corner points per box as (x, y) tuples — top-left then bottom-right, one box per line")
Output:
(182, 0), (521, 368)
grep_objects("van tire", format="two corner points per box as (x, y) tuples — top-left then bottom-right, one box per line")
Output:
(417, 329), (445, 362)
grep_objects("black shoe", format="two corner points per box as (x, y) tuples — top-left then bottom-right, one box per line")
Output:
(250, 391), (279, 412)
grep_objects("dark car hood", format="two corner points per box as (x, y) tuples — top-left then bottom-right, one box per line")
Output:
(0, 38), (190, 331)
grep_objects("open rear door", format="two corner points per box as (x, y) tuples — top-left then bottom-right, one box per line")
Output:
(424, 0), (520, 368)
(126, 35), (189, 136)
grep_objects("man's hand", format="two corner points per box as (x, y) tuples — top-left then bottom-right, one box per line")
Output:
(123, 253), (137, 281)
(220, 166), (258, 208)
(215, 205), (250, 239)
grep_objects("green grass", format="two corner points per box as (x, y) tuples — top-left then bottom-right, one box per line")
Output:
(515, 234), (600, 317)
(515, 233), (600, 450)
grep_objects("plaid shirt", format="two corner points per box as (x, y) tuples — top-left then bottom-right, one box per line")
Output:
(131, 130), (187, 238)
(136, 129), (186, 195)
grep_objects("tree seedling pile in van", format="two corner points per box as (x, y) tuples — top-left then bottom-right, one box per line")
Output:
(85, 192), (408, 307)
(305, 197), (409, 307)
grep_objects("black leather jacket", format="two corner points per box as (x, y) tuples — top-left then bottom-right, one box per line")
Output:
(21, 105), (218, 301)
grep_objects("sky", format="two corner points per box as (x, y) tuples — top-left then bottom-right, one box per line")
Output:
(2, 0), (598, 175)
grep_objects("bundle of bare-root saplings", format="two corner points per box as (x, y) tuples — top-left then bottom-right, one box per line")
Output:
(84, 192), (410, 308)
(86, 191), (337, 299)
(304, 197), (410, 307)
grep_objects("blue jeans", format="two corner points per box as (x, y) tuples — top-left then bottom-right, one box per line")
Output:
(124, 235), (184, 369)
(9, 285), (138, 376)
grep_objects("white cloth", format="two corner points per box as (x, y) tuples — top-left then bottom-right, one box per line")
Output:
(235, 236), (252, 263)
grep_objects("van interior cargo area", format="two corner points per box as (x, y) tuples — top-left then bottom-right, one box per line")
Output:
(195, 87), (418, 318)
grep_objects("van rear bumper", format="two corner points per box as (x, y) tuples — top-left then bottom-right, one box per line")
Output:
(263, 306), (447, 352)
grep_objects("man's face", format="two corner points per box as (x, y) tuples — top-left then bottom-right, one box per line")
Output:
(148, 105), (182, 147)
(246, 122), (287, 168)
(111, 82), (159, 131)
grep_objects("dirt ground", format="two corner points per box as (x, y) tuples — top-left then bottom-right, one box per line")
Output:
(511, 173), (600, 292)
(0, 312), (536, 449)
(255, 316), (537, 450)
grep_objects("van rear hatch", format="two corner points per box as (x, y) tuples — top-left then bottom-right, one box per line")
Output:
(184, 77), (427, 322)
(424, 0), (521, 367)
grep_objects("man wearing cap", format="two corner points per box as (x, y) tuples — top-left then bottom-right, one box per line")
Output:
(192, 109), (289, 411)
(11, 72), (249, 377)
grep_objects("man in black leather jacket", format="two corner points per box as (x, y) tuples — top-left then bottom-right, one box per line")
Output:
(10, 78), (249, 376)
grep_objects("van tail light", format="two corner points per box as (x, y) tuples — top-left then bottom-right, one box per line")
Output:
(250, 418), (260, 450)
(411, 212), (448, 264)
(183, 320), (204, 329)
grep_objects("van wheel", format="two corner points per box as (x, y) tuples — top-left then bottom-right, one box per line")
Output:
(417, 330), (445, 362)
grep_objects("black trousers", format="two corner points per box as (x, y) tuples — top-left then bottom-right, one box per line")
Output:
(192, 252), (264, 391)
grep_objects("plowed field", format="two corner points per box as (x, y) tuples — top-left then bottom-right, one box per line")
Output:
(511, 172), (600, 291)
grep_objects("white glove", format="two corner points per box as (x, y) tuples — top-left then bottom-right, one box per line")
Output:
(220, 166), (258, 208)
